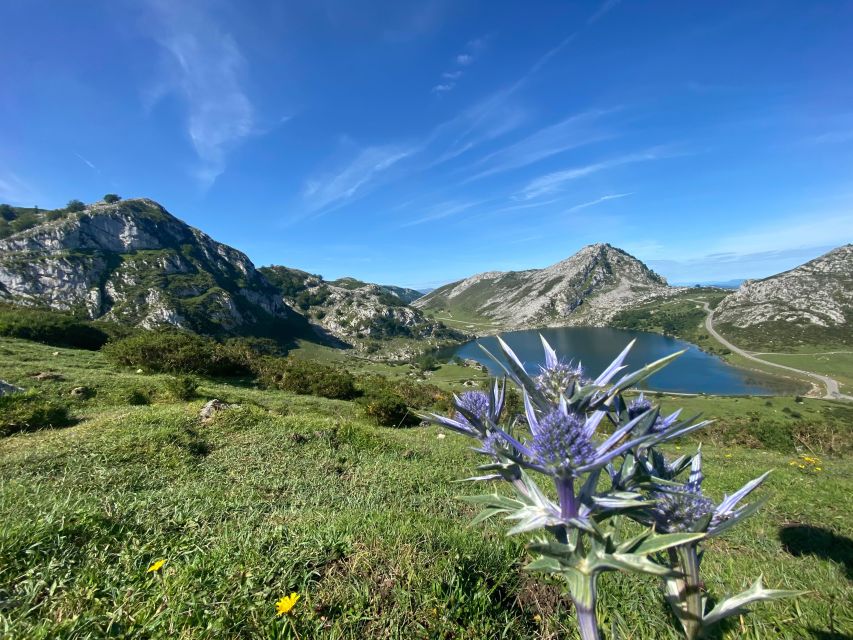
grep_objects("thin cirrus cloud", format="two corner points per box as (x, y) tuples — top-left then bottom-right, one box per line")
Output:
(516, 148), (670, 201)
(400, 199), (485, 227)
(461, 108), (619, 182)
(565, 192), (632, 213)
(302, 145), (417, 214)
(431, 37), (485, 94)
(144, 1), (257, 188)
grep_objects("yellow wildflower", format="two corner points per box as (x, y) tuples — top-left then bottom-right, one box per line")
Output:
(276, 593), (300, 616)
(147, 559), (165, 573)
(816, 467), (822, 471)
(724, 454), (732, 458)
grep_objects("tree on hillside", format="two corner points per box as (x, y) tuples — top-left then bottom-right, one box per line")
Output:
(0, 204), (15, 221)
(103, 193), (121, 203)
(66, 199), (86, 212)
(0, 219), (10, 239)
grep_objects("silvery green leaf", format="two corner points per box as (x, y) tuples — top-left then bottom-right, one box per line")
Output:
(627, 531), (705, 555)
(708, 494), (770, 537)
(607, 350), (685, 398)
(702, 576), (802, 628)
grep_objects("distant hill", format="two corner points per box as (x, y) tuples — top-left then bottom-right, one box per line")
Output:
(259, 265), (462, 346)
(673, 279), (745, 289)
(714, 244), (853, 348)
(0, 198), (309, 340)
(414, 243), (674, 330)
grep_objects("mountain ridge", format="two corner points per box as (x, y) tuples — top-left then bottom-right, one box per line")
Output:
(414, 243), (675, 330)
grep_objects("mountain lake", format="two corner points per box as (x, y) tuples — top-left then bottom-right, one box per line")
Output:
(452, 326), (799, 395)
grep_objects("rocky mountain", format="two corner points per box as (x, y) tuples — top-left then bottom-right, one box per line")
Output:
(0, 198), (309, 339)
(259, 265), (463, 346)
(714, 244), (853, 346)
(414, 243), (674, 330)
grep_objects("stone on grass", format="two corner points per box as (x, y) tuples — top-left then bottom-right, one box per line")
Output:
(0, 380), (24, 396)
(199, 399), (228, 422)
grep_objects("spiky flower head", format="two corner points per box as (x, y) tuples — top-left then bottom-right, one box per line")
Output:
(536, 360), (585, 401)
(628, 394), (653, 420)
(528, 408), (597, 475)
(454, 391), (490, 428)
(651, 488), (714, 532)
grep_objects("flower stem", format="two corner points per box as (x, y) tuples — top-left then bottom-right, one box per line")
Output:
(568, 572), (601, 640)
(555, 476), (576, 544)
(666, 544), (704, 640)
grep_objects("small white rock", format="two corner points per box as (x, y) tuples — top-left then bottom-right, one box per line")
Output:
(135, 368), (144, 374)
(437, 433), (446, 440)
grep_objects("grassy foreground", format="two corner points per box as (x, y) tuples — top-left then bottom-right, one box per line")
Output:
(1, 338), (851, 639)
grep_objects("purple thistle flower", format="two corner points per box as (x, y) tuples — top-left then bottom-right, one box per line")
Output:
(528, 409), (597, 475)
(651, 488), (714, 533)
(536, 360), (585, 400)
(628, 394), (653, 420)
(454, 391), (490, 428)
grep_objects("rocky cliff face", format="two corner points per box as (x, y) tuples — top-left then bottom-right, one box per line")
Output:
(715, 245), (853, 332)
(259, 266), (463, 346)
(414, 243), (674, 330)
(0, 199), (307, 337)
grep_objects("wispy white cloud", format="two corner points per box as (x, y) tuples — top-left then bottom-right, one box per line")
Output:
(75, 153), (100, 173)
(587, 0), (621, 25)
(432, 36), (486, 94)
(516, 148), (670, 200)
(303, 145), (416, 214)
(400, 199), (483, 227)
(144, 1), (256, 188)
(0, 172), (41, 206)
(566, 192), (632, 213)
(463, 109), (618, 182)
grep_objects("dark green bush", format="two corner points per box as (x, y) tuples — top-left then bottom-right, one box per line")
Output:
(0, 393), (72, 436)
(0, 306), (111, 350)
(0, 204), (15, 221)
(257, 357), (358, 400)
(359, 390), (414, 427)
(66, 199), (86, 212)
(358, 374), (451, 413)
(167, 375), (198, 401)
(124, 388), (151, 406)
(103, 194), (121, 203)
(103, 330), (252, 377)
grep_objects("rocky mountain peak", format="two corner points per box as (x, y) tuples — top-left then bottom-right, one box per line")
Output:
(0, 198), (307, 338)
(414, 243), (673, 330)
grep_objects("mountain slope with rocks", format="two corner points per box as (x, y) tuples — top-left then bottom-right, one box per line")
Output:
(714, 244), (853, 348)
(414, 243), (674, 330)
(0, 198), (309, 339)
(259, 265), (464, 347)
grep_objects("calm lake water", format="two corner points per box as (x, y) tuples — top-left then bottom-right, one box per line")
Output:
(453, 327), (789, 395)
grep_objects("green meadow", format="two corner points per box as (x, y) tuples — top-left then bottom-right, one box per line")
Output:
(1, 337), (851, 639)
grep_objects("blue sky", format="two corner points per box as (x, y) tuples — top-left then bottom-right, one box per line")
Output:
(1, 1), (851, 289)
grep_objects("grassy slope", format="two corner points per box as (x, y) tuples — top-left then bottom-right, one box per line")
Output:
(0, 338), (851, 639)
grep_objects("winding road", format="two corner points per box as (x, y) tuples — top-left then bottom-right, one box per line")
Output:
(688, 299), (852, 401)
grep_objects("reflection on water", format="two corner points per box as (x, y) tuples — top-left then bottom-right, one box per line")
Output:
(453, 326), (794, 395)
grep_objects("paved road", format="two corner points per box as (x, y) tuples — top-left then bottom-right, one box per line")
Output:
(688, 299), (852, 402)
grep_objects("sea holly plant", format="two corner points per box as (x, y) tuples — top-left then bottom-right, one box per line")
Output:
(629, 449), (800, 639)
(421, 336), (798, 639)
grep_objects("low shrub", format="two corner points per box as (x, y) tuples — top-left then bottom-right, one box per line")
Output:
(0, 393), (72, 436)
(124, 388), (151, 406)
(359, 390), (414, 427)
(257, 357), (358, 400)
(167, 375), (198, 401)
(0, 306), (111, 350)
(103, 330), (253, 377)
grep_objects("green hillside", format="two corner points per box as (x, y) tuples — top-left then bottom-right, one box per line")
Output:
(0, 336), (850, 638)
